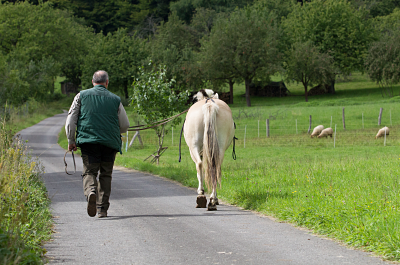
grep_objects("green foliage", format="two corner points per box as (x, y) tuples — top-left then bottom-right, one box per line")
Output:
(81, 28), (148, 98)
(131, 63), (189, 163)
(365, 32), (400, 97)
(170, 0), (255, 23)
(50, 0), (172, 35)
(285, 41), (336, 102)
(0, 2), (92, 104)
(200, 6), (282, 106)
(0, 118), (52, 264)
(283, 0), (375, 75)
(149, 12), (201, 91)
(131, 63), (189, 127)
(373, 7), (400, 35)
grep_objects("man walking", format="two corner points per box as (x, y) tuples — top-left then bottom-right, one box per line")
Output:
(65, 70), (130, 218)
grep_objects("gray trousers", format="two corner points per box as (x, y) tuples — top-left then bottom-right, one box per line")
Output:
(80, 143), (117, 213)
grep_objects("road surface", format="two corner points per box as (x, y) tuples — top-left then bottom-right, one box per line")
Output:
(18, 112), (391, 265)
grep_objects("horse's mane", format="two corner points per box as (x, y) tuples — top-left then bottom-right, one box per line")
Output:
(193, 89), (219, 102)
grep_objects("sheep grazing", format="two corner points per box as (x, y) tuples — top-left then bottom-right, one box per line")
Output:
(375, 126), (390, 139)
(310, 125), (324, 138)
(318, 127), (333, 138)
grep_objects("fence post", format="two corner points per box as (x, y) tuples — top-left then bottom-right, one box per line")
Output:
(296, 119), (298, 134)
(378, 108), (383, 126)
(342, 108), (346, 130)
(244, 125), (247, 148)
(334, 124), (337, 148)
(307, 115), (312, 134)
(267, 119), (270, 137)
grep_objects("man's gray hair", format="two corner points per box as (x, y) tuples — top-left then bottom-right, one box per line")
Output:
(92, 70), (109, 84)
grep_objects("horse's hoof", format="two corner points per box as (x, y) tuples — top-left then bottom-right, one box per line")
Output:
(215, 198), (219, 205)
(196, 195), (207, 208)
(207, 202), (217, 211)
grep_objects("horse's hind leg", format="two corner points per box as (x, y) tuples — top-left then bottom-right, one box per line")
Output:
(195, 161), (207, 208)
(207, 187), (217, 211)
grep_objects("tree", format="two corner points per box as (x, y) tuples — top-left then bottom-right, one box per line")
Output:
(199, 6), (282, 107)
(131, 64), (189, 165)
(149, 12), (201, 91)
(0, 2), (92, 104)
(365, 32), (400, 97)
(170, 0), (255, 24)
(283, 0), (375, 94)
(81, 28), (148, 99)
(50, 0), (172, 35)
(285, 42), (335, 102)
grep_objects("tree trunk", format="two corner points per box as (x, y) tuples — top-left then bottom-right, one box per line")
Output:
(305, 85), (308, 102)
(124, 81), (129, 99)
(328, 79), (336, 94)
(228, 79), (234, 104)
(245, 78), (251, 107)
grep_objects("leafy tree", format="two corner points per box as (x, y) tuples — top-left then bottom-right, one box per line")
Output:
(0, 2), (91, 104)
(285, 41), (335, 102)
(50, 0), (172, 35)
(283, 0), (375, 94)
(170, 0), (255, 23)
(373, 7), (400, 35)
(365, 32), (400, 97)
(131, 64), (189, 165)
(149, 12), (201, 91)
(199, 6), (282, 107)
(81, 28), (148, 99)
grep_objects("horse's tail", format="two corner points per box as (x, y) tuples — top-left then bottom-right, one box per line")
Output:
(202, 101), (221, 190)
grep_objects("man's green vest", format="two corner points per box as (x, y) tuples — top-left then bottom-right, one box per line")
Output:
(76, 85), (122, 153)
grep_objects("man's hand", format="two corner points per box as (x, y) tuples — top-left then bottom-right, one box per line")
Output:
(68, 143), (77, 151)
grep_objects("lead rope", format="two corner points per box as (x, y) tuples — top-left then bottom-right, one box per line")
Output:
(232, 122), (238, 160)
(179, 120), (185, 162)
(64, 150), (76, 175)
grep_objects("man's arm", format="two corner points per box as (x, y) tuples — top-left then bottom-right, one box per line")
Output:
(65, 93), (81, 151)
(118, 103), (130, 133)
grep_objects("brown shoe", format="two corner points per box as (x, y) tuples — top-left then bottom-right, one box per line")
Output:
(98, 211), (107, 218)
(87, 192), (96, 217)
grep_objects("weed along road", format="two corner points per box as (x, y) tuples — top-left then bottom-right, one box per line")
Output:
(18, 113), (390, 265)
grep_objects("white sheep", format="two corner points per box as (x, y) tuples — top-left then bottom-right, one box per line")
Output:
(310, 125), (324, 138)
(317, 127), (333, 138)
(375, 126), (390, 139)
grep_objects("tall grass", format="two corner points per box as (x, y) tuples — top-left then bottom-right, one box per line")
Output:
(0, 118), (52, 264)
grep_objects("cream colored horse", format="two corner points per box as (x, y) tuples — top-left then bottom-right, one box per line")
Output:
(183, 89), (235, 210)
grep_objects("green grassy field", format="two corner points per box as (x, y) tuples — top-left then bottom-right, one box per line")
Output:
(57, 73), (400, 261)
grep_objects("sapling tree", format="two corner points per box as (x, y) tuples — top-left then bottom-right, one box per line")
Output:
(131, 63), (189, 164)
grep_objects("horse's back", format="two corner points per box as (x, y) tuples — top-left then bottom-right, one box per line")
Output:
(184, 99), (234, 151)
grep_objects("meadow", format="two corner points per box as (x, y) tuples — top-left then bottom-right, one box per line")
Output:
(112, 73), (400, 261)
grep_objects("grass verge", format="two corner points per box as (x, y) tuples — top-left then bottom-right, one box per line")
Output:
(1, 120), (53, 264)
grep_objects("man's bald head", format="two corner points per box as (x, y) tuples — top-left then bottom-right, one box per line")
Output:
(92, 70), (109, 84)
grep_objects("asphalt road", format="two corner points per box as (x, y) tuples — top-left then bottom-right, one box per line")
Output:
(17, 112), (391, 265)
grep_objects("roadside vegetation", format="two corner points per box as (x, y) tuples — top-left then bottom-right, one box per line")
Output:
(0, 118), (53, 264)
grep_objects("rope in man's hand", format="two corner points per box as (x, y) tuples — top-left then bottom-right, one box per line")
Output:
(64, 150), (76, 175)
